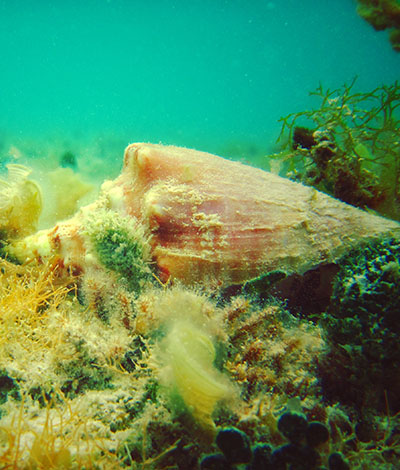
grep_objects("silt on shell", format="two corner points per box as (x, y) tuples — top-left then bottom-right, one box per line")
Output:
(11, 143), (400, 286)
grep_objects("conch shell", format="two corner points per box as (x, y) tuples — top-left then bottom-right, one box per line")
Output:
(10, 143), (400, 286)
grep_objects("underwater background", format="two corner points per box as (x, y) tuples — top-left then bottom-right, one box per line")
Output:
(1, 2), (400, 469)
(1, 0), (399, 171)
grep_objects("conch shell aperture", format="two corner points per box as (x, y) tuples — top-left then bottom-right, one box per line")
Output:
(9, 143), (400, 286)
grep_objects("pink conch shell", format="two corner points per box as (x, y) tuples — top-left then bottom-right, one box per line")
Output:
(115, 143), (400, 284)
(13, 143), (400, 286)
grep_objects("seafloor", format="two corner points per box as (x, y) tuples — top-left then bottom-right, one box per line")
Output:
(0, 120), (399, 470)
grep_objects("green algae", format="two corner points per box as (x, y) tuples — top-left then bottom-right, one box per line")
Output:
(275, 79), (400, 220)
(85, 209), (153, 295)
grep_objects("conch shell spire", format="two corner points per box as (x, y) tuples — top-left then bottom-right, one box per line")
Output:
(9, 143), (400, 286)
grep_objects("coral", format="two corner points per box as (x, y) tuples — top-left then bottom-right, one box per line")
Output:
(318, 237), (400, 413)
(276, 79), (400, 219)
(356, 0), (400, 52)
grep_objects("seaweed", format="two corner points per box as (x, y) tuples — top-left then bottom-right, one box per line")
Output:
(0, 258), (72, 356)
(275, 79), (400, 219)
(356, 0), (400, 52)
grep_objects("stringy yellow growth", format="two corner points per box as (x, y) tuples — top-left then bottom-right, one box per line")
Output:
(0, 260), (127, 469)
(0, 259), (71, 356)
(0, 392), (124, 470)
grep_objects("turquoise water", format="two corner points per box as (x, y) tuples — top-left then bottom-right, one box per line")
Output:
(0, 0), (399, 164)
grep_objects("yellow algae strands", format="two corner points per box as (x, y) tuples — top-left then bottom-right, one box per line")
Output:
(163, 319), (232, 430)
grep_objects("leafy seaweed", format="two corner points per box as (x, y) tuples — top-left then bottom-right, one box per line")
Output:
(275, 79), (400, 219)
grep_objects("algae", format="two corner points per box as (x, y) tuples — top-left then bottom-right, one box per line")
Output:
(84, 209), (152, 294)
(0, 141), (399, 469)
(356, 0), (400, 52)
(275, 79), (400, 220)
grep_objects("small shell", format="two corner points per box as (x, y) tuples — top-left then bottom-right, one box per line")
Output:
(0, 164), (42, 238)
